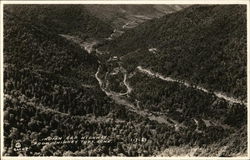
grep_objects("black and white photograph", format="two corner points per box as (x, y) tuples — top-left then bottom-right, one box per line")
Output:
(0, 0), (249, 158)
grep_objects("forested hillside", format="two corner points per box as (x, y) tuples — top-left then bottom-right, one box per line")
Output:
(85, 5), (188, 29)
(107, 5), (247, 101)
(4, 5), (113, 39)
(3, 4), (247, 157)
(4, 7), (200, 157)
(4, 10), (118, 155)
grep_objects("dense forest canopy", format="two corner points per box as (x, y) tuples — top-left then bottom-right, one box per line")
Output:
(4, 8), (120, 155)
(3, 4), (247, 157)
(107, 5), (247, 101)
(4, 4), (113, 39)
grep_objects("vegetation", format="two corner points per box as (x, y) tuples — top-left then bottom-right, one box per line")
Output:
(4, 10), (116, 155)
(84, 5), (187, 29)
(4, 5), (113, 39)
(107, 5), (247, 101)
(3, 4), (247, 157)
(128, 71), (247, 127)
(107, 72), (127, 93)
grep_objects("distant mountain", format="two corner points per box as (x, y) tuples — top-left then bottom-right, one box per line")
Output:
(153, 5), (190, 14)
(4, 5), (113, 39)
(107, 5), (247, 101)
(84, 5), (188, 29)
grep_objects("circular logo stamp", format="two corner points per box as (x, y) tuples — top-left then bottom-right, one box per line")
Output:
(15, 142), (21, 148)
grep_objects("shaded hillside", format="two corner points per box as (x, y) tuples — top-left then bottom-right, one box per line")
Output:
(85, 5), (188, 29)
(127, 71), (247, 156)
(107, 5), (247, 101)
(4, 4), (113, 39)
(3, 10), (199, 157)
(3, 4), (247, 157)
(3, 9), (122, 134)
(3, 10), (139, 156)
(4, 11), (98, 85)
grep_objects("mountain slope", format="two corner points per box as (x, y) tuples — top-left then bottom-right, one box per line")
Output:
(98, 5), (247, 156)
(85, 5), (188, 29)
(107, 5), (247, 101)
(4, 9), (132, 156)
(4, 8), (192, 157)
(4, 5), (113, 39)
(3, 4), (247, 157)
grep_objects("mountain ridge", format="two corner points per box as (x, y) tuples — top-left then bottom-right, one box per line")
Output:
(106, 5), (247, 101)
(4, 4), (113, 39)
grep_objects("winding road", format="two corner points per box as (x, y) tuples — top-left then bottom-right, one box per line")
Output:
(95, 64), (177, 126)
(137, 66), (247, 106)
(60, 31), (246, 130)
